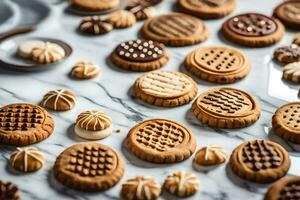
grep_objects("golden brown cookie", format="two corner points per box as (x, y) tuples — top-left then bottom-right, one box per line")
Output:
(126, 119), (196, 163)
(230, 140), (290, 183)
(178, 0), (236, 19)
(293, 33), (300, 45)
(75, 110), (113, 140)
(222, 13), (285, 47)
(134, 71), (198, 107)
(192, 87), (261, 128)
(272, 102), (300, 144)
(0, 103), (55, 146)
(121, 176), (161, 200)
(108, 10), (136, 28)
(0, 181), (20, 200)
(282, 62), (300, 83)
(141, 13), (209, 46)
(10, 147), (44, 172)
(265, 176), (300, 200)
(164, 171), (199, 197)
(41, 89), (77, 111)
(273, 1), (300, 30)
(126, 0), (159, 20)
(71, 0), (120, 11)
(53, 143), (124, 192)
(31, 42), (66, 64)
(71, 60), (100, 79)
(184, 46), (250, 83)
(193, 146), (227, 171)
(111, 40), (170, 71)
(79, 16), (113, 35)
(274, 44), (300, 64)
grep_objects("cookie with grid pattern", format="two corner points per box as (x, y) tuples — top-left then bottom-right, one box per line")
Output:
(273, 1), (300, 30)
(192, 87), (261, 128)
(53, 143), (124, 192)
(178, 0), (236, 19)
(222, 13), (284, 47)
(184, 46), (250, 83)
(265, 176), (300, 200)
(0, 103), (54, 145)
(272, 102), (300, 144)
(230, 140), (290, 183)
(134, 71), (198, 107)
(141, 13), (209, 46)
(126, 119), (196, 163)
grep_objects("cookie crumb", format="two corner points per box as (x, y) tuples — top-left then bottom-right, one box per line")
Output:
(115, 128), (121, 133)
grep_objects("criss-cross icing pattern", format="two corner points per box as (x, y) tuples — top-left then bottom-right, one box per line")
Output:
(279, 181), (300, 199)
(139, 71), (193, 98)
(0, 104), (44, 132)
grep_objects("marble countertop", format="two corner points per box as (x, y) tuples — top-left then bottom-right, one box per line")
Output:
(0, 0), (300, 199)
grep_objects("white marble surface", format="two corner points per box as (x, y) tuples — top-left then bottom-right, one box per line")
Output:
(0, 0), (300, 199)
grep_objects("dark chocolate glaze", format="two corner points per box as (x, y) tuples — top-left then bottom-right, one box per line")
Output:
(275, 44), (300, 58)
(280, 181), (300, 200)
(226, 13), (277, 37)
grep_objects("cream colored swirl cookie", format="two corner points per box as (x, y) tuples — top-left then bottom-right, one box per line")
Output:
(41, 89), (77, 111)
(71, 60), (100, 79)
(193, 146), (228, 171)
(121, 176), (161, 200)
(283, 62), (300, 83)
(75, 110), (112, 140)
(134, 71), (198, 107)
(10, 147), (44, 172)
(164, 171), (199, 197)
(31, 42), (65, 64)
(108, 10), (136, 28)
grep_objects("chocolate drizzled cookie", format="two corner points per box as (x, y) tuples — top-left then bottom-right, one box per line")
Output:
(274, 44), (300, 64)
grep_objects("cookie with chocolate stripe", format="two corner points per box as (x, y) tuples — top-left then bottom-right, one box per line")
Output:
(222, 13), (284, 47)
(111, 39), (170, 71)
(273, 0), (300, 30)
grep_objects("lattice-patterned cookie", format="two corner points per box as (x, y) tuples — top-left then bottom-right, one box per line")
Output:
(272, 102), (300, 144)
(111, 40), (170, 71)
(178, 0), (236, 19)
(0, 103), (55, 145)
(283, 62), (300, 83)
(126, 119), (196, 163)
(121, 176), (161, 200)
(54, 143), (124, 192)
(164, 171), (199, 197)
(230, 140), (290, 183)
(273, 0), (300, 30)
(222, 13), (284, 47)
(141, 13), (209, 46)
(0, 181), (20, 200)
(265, 176), (300, 200)
(41, 89), (77, 111)
(192, 87), (261, 128)
(185, 46), (250, 83)
(134, 71), (198, 107)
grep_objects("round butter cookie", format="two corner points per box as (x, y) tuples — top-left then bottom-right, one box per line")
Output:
(54, 143), (124, 192)
(265, 176), (300, 200)
(111, 40), (169, 71)
(41, 89), (77, 111)
(108, 10), (136, 28)
(17, 40), (45, 58)
(274, 44), (300, 64)
(193, 146), (227, 171)
(178, 0), (236, 19)
(121, 176), (161, 200)
(192, 87), (261, 128)
(273, 0), (300, 30)
(10, 147), (44, 172)
(0, 181), (20, 200)
(31, 42), (65, 64)
(71, 60), (100, 79)
(134, 71), (197, 107)
(272, 102), (300, 144)
(71, 0), (120, 11)
(185, 46), (250, 83)
(0, 103), (55, 146)
(141, 13), (209, 46)
(75, 110), (112, 140)
(126, 119), (196, 163)
(230, 140), (290, 183)
(222, 13), (284, 47)
(79, 16), (113, 35)
(164, 171), (199, 197)
(283, 62), (300, 83)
